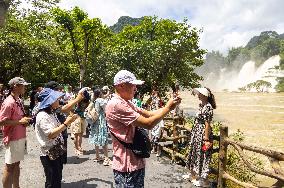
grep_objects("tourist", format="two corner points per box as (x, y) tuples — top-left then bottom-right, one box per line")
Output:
(183, 87), (216, 187)
(149, 89), (165, 157)
(35, 87), (86, 188)
(88, 88), (111, 166)
(105, 70), (181, 187)
(71, 98), (89, 156)
(0, 77), (32, 188)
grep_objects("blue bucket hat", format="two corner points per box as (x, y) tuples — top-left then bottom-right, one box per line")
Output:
(38, 88), (64, 110)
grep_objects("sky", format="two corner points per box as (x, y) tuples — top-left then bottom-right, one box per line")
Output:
(58, 0), (284, 54)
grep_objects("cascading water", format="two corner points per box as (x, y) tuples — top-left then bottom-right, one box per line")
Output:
(229, 55), (281, 92)
(208, 55), (282, 92)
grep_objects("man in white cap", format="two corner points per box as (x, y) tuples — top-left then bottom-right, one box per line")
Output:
(105, 70), (181, 187)
(0, 77), (32, 188)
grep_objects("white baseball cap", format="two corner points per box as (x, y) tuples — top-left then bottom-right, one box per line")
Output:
(8, 77), (30, 86)
(114, 70), (144, 86)
(193, 88), (209, 97)
(102, 86), (109, 90)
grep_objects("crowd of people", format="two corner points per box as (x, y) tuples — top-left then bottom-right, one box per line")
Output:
(0, 70), (216, 188)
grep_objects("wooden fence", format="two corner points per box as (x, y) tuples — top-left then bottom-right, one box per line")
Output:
(218, 126), (284, 188)
(160, 116), (284, 188)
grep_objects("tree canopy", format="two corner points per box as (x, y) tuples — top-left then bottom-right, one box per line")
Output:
(0, 1), (206, 95)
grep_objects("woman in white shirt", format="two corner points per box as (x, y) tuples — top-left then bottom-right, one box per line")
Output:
(35, 88), (82, 188)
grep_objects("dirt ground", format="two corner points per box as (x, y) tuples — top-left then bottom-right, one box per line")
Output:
(0, 127), (197, 188)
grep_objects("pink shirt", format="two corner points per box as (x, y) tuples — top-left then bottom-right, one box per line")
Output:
(106, 94), (145, 172)
(0, 95), (26, 145)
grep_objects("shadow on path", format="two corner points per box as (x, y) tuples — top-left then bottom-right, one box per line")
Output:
(67, 156), (89, 164)
(62, 177), (114, 188)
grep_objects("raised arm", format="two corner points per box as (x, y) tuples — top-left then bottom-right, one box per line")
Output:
(132, 96), (181, 130)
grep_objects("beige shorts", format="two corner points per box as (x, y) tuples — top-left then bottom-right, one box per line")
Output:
(71, 117), (86, 134)
(5, 138), (26, 164)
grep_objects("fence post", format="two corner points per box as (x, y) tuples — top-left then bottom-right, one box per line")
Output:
(218, 126), (228, 188)
(172, 116), (178, 162)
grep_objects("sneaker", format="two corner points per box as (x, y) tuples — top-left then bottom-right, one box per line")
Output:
(182, 174), (190, 180)
(192, 179), (210, 187)
(192, 180), (201, 187)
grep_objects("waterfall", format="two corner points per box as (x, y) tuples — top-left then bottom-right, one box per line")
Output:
(229, 55), (281, 92)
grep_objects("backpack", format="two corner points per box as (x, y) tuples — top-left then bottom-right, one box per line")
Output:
(111, 127), (152, 158)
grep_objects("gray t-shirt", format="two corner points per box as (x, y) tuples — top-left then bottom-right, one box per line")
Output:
(35, 111), (63, 156)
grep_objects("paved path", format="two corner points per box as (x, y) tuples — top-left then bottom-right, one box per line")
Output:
(0, 127), (198, 188)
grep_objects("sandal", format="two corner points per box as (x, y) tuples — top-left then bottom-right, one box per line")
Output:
(103, 158), (112, 166)
(75, 149), (83, 156)
(79, 148), (86, 153)
(93, 157), (104, 162)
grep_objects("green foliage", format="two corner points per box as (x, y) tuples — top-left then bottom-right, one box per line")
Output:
(241, 80), (272, 92)
(103, 16), (206, 95)
(0, 1), (77, 85)
(209, 124), (262, 188)
(201, 31), (284, 88)
(1, 2), (206, 94)
(275, 77), (284, 92)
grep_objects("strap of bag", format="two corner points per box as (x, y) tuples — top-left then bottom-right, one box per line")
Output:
(109, 131), (132, 149)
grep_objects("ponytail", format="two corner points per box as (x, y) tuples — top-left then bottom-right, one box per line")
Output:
(205, 87), (216, 109)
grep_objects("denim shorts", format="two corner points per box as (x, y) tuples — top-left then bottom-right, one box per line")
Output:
(113, 168), (145, 188)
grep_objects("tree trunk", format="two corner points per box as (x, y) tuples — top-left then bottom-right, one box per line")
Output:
(79, 64), (85, 88)
(0, 0), (10, 27)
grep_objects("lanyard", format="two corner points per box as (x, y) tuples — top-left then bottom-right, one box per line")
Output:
(11, 95), (26, 116)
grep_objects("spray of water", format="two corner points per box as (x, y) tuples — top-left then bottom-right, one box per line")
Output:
(202, 55), (283, 92)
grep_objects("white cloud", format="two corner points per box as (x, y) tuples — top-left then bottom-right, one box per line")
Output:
(58, 0), (284, 54)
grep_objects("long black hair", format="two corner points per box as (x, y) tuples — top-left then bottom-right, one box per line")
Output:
(39, 106), (53, 114)
(205, 87), (216, 109)
(93, 88), (102, 99)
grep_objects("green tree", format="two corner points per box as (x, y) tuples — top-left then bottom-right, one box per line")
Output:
(243, 80), (272, 92)
(99, 16), (206, 95)
(0, 0), (77, 86)
(52, 7), (111, 87)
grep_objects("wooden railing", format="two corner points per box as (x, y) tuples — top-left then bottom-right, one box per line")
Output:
(218, 126), (284, 188)
(161, 116), (284, 187)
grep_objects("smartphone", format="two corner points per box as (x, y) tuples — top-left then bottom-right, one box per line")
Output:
(202, 144), (209, 152)
(83, 90), (90, 100)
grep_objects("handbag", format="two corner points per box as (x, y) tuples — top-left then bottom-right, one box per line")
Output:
(111, 127), (152, 158)
(46, 142), (66, 160)
(86, 101), (99, 122)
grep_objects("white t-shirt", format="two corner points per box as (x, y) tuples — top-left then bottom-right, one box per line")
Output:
(35, 111), (63, 156)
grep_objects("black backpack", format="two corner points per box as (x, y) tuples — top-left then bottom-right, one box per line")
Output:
(111, 127), (152, 158)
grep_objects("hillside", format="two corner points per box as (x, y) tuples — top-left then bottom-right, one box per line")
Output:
(109, 16), (143, 33)
(197, 31), (284, 91)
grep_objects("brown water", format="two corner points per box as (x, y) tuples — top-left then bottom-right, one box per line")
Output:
(179, 91), (284, 186)
(180, 91), (284, 151)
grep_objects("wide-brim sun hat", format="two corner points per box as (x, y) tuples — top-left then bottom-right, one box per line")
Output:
(114, 70), (144, 86)
(193, 88), (209, 97)
(38, 88), (64, 110)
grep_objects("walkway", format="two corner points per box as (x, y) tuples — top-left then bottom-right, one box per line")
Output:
(0, 127), (198, 188)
